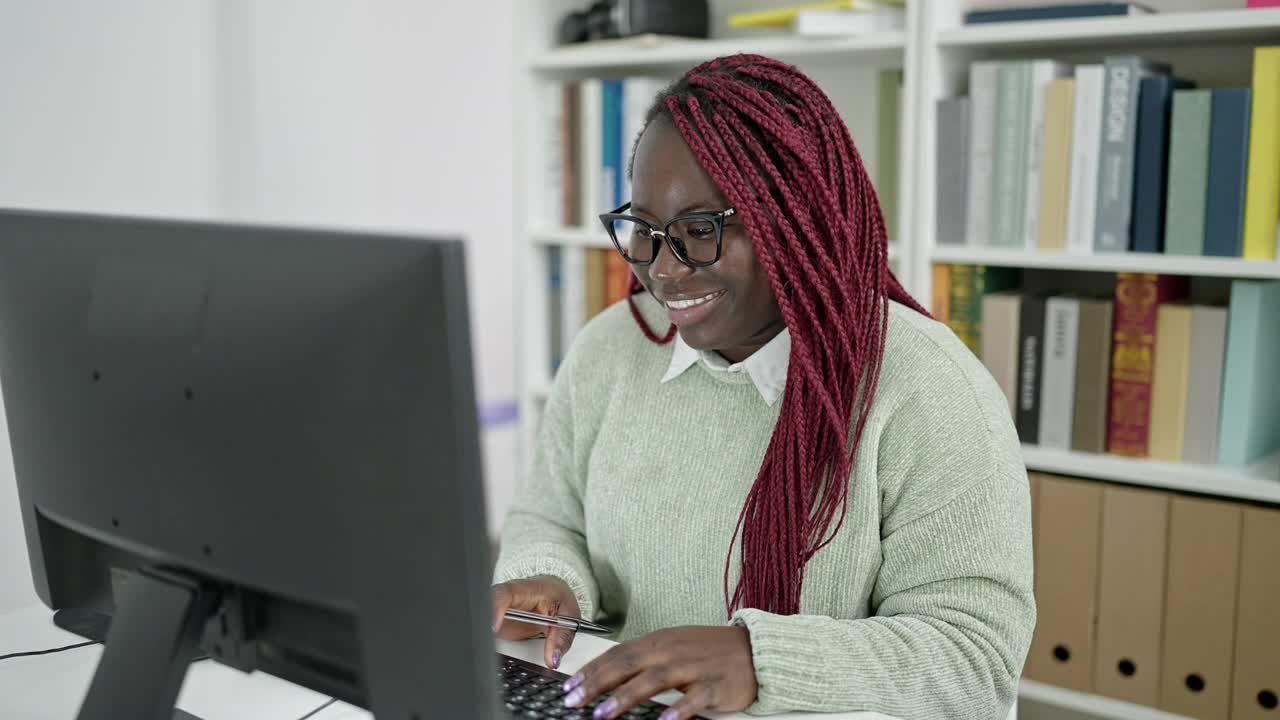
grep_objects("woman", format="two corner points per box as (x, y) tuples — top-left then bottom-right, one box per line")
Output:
(493, 54), (1033, 720)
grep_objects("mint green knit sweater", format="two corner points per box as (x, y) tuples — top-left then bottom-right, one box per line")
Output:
(494, 294), (1034, 719)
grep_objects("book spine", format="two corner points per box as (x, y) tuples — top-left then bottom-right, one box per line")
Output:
(1182, 306), (1228, 464)
(547, 247), (563, 373)
(1072, 298), (1113, 453)
(1017, 295), (1048, 444)
(1106, 273), (1189, 456)
(948, 265), (979, 353)
(1163, 90), (1212, 256)
(992, 62), (1031, 248)
(879, 69), (904, 241)
(600, 80), (624, 212)
(1067, 66), (1105, 254)
(561, 84), (579, 227)
(577, 80), (604, 226)
(966, 62), (1001, 246)
(604, 250), (630, 306)
(1096, 57), (1160, 252)
(1039, 79), (1076, 251)
(1148, 305), (1194, 461)
(982, 293), (1023, 418)
(936, 97), (971, 246)
(1205, 89), (1253, 257)
(1243, 47), (1280, 259)
(1217, 281), (1280, 464)
(932, 264), (953, 325)
(1132, 76), (1189, 253)
(966, 4), (1144, 23)
(1040, 297), (1080, 449)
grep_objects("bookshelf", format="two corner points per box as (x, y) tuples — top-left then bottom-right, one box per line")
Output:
(515, 3), (1280, 718)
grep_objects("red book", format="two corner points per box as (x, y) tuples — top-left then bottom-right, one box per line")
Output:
(1106, 273), (1189, 457)
(1249, 0), (1280, 7)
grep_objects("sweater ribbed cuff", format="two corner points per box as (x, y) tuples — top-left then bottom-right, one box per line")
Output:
(493, 543), (598, 622)
(731, 608), (861, 716)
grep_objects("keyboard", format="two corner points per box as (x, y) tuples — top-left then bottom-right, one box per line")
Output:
(497, 654), (704, 720)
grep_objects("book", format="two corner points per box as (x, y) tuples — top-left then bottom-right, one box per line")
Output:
(621, 77), (668, 205)
(1095, 56), (1171, 252)
(966, 62), (1002, 246)
(548, 247), (564, 373)
(584, 248), (608, 320)
(1072, 298), (1114, 453)
(1163, 90), (1212, 256)
(601, 80), (624, 212)
(1066, 65), (1106, 254)
(879, 69), (904, 240)
(1017, 294), (1049, 443)
(1182, 306), (1228, 465)
(983, 291), (1024, 417)
(1023, 62), (1072, 249)
(578, 80), (604, 226)
(933, 264), (953, 324)
(992, 62), (1033, 248)
(1243, 47), (1280, 260)
(1039, 297), (1081, 449)
(937, 97), (971, 246)
(1106, 273), (1189, 457)
(965, 3), (1152, 23)
(1217, 280), (1280, 465)
(1148, 304), (1194, 461)
(729, 1), (903, 27)
(1204, 89), (1252, 257)
(1038, 79), (1076, 251)
(793, 6), (905, 34)
(1132, 76), (1193, 253)
(604, 251), (631, 306)
(560, 247), (586, 357)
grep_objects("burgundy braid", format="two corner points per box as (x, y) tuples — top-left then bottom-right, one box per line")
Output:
(628, 55), (928, 617)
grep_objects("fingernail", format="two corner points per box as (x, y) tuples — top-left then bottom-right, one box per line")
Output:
(564, 688), (585, 708)
(551, 649), (562, 668)
(563, 674), (583, 692)
(593, 698), (618, 720)
(658, 710), (678, 720)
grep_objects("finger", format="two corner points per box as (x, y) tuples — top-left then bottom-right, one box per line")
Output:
(561, 643), (652, 711)
(589, 667), (690, 720)
(543, 626), (576, 670)
(491, 583), (513, 633)
(655, 683), (716, 720)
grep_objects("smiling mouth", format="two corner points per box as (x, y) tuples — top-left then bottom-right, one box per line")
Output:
(664, 290), (725, 310)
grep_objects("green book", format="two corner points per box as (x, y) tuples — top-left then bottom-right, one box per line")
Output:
(878, 69), (903, 241)
(1217, 280), (1280, 465)
(991, 62), (1032, 248)
(947, 264), (1021, 354)
(1164, 90), (1212, 256)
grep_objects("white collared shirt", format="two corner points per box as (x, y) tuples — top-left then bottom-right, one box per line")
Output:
(660, 328), (791, 405)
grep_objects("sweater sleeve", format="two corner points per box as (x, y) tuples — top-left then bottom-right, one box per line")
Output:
(492, 356), (599, 621)
(732, 344), (1035, 719)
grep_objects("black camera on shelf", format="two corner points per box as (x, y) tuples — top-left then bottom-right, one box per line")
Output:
(558, 0), (709, 45)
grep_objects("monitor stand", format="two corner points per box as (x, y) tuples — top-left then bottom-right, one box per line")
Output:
(70, 568), (218, 720)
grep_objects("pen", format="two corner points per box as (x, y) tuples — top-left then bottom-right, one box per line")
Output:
(503, 609), (612, 635)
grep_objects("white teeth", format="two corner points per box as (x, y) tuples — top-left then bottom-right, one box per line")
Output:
(667, 292), (720, 310)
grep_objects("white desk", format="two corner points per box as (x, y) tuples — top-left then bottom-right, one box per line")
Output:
(0, 604), (907, 720)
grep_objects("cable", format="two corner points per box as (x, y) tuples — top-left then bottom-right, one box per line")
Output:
(295, 697), (337, 720)
(0, 639), (98, 661)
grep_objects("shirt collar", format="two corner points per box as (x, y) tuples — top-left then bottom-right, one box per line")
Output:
(660, 328), (790, 406)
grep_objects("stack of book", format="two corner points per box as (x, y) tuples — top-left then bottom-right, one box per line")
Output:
(935, 266), (1280, 466)
(935, 47), (1280, 260)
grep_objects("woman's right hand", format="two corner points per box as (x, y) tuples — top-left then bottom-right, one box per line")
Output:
(492, 575), (580, 670)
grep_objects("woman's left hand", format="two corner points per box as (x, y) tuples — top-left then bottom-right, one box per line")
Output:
(560, 625), (759, 720)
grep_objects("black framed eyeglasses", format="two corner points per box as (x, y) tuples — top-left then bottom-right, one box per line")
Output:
(598, 202), (737, 268)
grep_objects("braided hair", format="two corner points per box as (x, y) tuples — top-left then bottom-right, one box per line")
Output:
(625, 54), (928, 617)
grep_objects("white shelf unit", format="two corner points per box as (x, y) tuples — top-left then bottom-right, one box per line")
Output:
(1018, 680), (1193, 720)
(930, 246), (1280, 280)
(515, 3), (1280, 718)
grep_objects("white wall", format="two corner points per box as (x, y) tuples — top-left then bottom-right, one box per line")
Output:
(0, 1), (519, 613)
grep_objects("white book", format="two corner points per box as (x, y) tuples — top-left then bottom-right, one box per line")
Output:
(1039, 296), (1080, 449)
(1182, 306), (1228, 464)
(793, 7), (904, 35)
(1023, 61), (1072, 249)
(1065, 65), (1104, 254)
(621, 77), (668, 205)
(965, 61), (1001, 246)
(577, 79), (603, 227)
(560, 246), (586, 359)
(538, 84), (565, 229)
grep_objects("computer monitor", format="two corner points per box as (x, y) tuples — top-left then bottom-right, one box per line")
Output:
(0, 208), (498, 719)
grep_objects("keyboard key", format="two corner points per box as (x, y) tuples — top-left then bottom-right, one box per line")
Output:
(522, 710), (544, 719)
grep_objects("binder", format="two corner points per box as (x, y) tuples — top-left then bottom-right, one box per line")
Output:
(1231, 507), (1280, 720)
(1159, 496), (1243, 718)
(1029, 472), (1044, 573)
(1093, 486), (1170, 706)
(1024, 475), (1102, 691)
